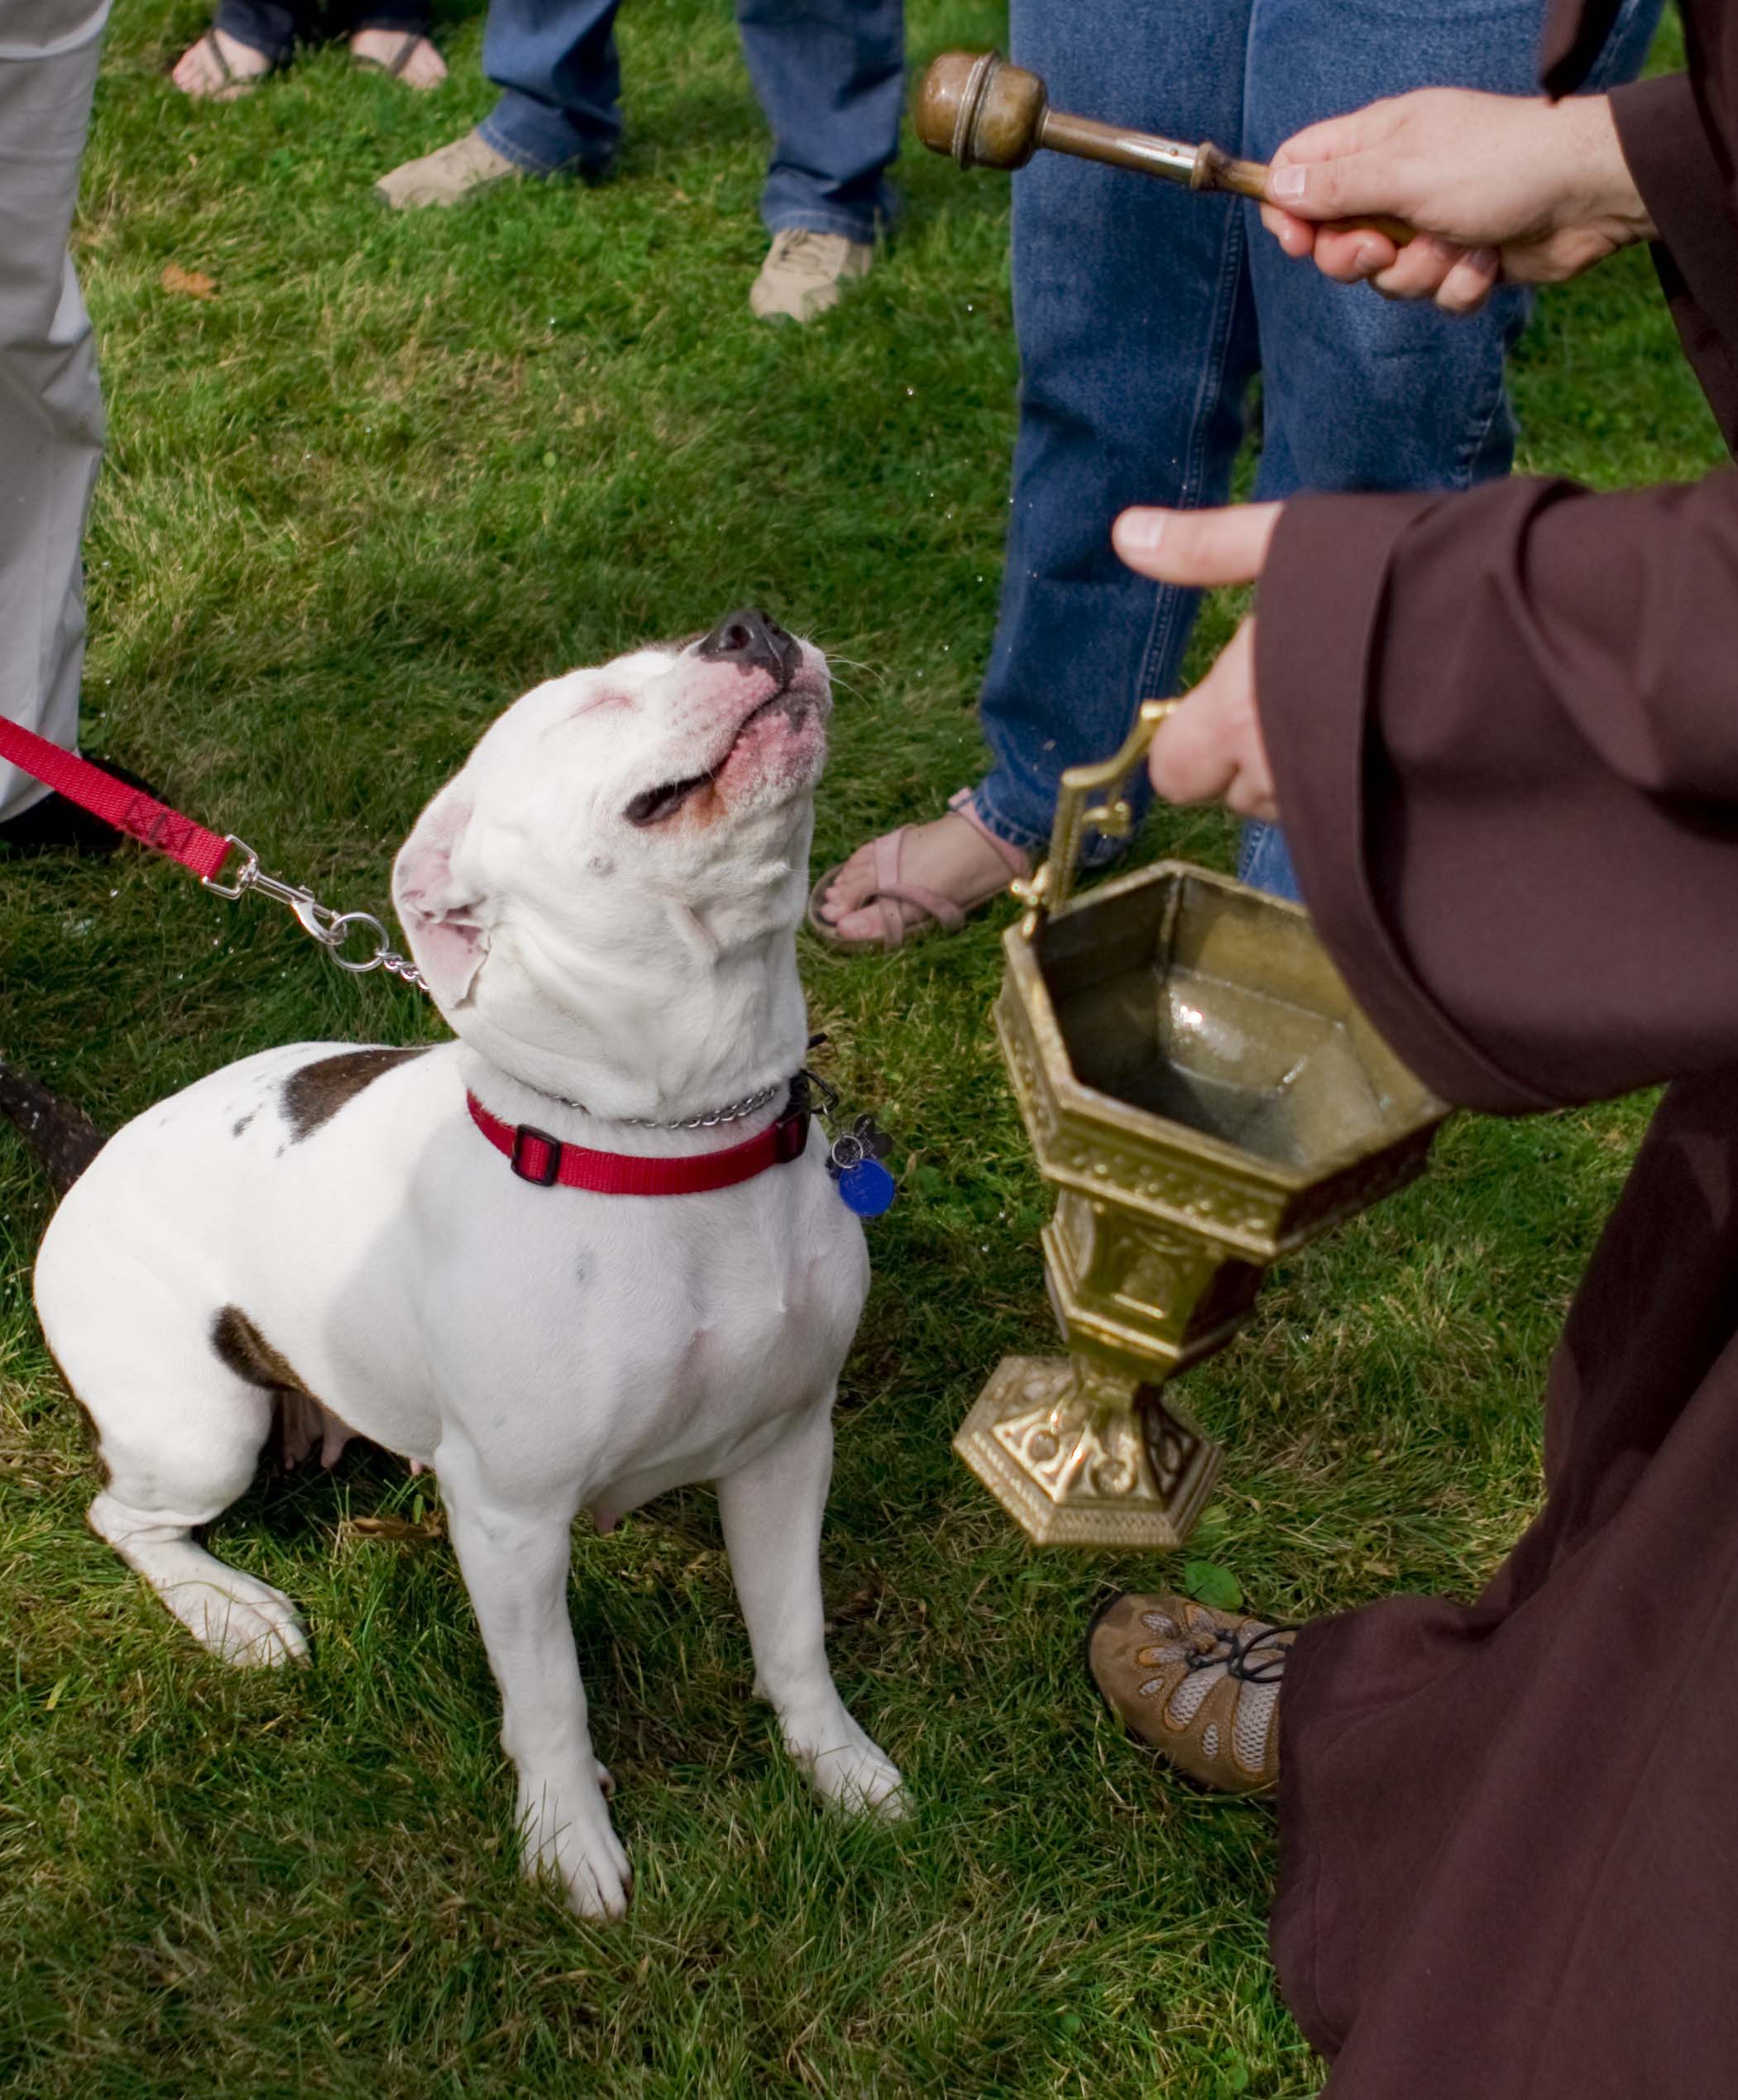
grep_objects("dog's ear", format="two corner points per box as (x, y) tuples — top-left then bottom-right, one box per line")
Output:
(393, 793), (488, 1007)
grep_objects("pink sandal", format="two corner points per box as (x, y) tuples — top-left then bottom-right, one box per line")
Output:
(807, 790), (1032, 953)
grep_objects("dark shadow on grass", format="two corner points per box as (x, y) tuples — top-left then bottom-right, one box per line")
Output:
(623, 80), (770, 164)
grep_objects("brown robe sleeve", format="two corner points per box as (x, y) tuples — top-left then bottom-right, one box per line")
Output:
(1611, 73), (1738, 447)
(1255, 469), (1738, 1114)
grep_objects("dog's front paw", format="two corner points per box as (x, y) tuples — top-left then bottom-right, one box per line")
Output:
(516, 1775), (632, 1920)
(785, 1706), (906, 1820)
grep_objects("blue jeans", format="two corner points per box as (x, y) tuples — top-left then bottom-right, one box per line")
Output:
(974, 0), (1660, 900)
(477, 0), (903, 240)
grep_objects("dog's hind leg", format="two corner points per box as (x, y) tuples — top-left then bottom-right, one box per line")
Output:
(44, 1273), (308, 1667)
(88, 1471), (309, 1670)
(716, 1397), (904, 1818)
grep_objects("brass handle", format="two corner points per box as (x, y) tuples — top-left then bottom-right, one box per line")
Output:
(916, 51), (1416, 248)
(1013, 701), (1180, 937)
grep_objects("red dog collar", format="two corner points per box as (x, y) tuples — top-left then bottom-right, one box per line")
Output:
(467, 1090), (809, 1194)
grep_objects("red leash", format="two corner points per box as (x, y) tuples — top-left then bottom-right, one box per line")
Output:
(0, 718), (233, 879)
(0, 718), (427, 989)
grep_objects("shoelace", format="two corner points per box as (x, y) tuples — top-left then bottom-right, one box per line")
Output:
(1183, 1619), (1292, 1685)
(774, 232), (840, 276)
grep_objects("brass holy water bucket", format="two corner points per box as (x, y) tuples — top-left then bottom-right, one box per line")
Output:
(955, 702), (1448, 1548)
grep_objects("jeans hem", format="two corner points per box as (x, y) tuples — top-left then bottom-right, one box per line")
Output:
(762, 207), (881, 244)
(969, 779), (1124, 870)
(476, 112), (610, 180)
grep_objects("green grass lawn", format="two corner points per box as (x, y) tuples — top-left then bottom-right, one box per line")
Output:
(0, 5), (1726, 2094)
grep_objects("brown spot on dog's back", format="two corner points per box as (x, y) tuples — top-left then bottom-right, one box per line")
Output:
(213, 1306), (317, 1399)
(280, 1046), (428, 1143)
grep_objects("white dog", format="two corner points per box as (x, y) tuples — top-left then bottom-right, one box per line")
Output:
(26, 609), (902, 1919)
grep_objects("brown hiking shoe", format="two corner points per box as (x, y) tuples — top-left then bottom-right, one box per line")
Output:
(749, 229), (874, 323)
(1087, 1591), (1295, 1796)
(374, 129), (521, 210)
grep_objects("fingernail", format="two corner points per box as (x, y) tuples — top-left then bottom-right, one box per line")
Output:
(1467, 246), (1498, 274)
(1118, 509), (1167, 554)
(1271, 165), (1305, 202)
(1353, 238), (1384, 274)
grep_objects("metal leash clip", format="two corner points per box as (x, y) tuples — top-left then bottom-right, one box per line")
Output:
(202, 834), (429, 993)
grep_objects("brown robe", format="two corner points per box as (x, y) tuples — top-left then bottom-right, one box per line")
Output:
(1254, 2), (1738, 2091)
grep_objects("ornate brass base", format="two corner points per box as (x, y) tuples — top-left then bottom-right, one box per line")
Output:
(954, 1353), (1223, 1548)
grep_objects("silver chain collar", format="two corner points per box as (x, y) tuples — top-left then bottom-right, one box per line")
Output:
(620, 1081), (783, 1130)
(541, 1078), (785, 1131)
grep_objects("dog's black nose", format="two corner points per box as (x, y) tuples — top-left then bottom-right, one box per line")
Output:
(697, 608), (795, 683)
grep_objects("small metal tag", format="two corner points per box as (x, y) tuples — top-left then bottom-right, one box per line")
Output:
(824, 1113), (896, 1216)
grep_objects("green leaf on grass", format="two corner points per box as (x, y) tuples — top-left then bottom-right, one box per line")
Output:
(1183, 1560), (1242, 1611)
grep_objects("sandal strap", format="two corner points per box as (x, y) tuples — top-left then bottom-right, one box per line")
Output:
(200, 28), (236, 84)
(353, 30), (424, 74)
(872, 879), (967, 933)
(946, 788), (1032, 878)
(863, 830), (965, 947)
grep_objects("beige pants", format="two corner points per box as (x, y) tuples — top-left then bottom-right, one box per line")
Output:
(0, 2), (108, 822)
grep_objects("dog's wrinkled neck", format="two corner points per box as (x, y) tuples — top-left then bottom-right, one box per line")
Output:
(457, 851), (812, 1129)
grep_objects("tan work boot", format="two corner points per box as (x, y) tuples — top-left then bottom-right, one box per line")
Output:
(1086, 1591), (1295, 1795)
(375, 128), (521, 210)
(749, 229), (874, 323)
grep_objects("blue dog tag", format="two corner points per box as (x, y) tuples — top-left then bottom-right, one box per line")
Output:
(835, 1156), (897, 1217)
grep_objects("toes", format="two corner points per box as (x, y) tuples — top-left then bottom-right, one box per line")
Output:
(566, 1853), (630, 1921)
(830, 903), (891, 943)
(821, 847), (877, 921)
(518, 1781), (630, 1920)
(790, 1720), (906, 1816)
(523, 1828), (631, 1921)
(868, 1770), (908, 1820)
(176, 1583), (309, 1667)
(843, 1755), (906, 1818)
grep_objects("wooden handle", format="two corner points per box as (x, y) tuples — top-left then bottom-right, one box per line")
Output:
(913, 56), (1418, 246)
(1194, 140), (1415, 245)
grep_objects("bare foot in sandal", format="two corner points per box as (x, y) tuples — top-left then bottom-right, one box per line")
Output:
(172, 26), (275, 99)
(811, 792), (1031, 951)
(350, 29), (447, 88)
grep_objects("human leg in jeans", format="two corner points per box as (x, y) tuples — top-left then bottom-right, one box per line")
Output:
(738, 0), (904, 321)
(0, 1), (105, 832)
(477, 0), (624, 176)
(373, 0), (622, 208)
(1236, 0), (1661, 902)
(815, 0), (1261, 942)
